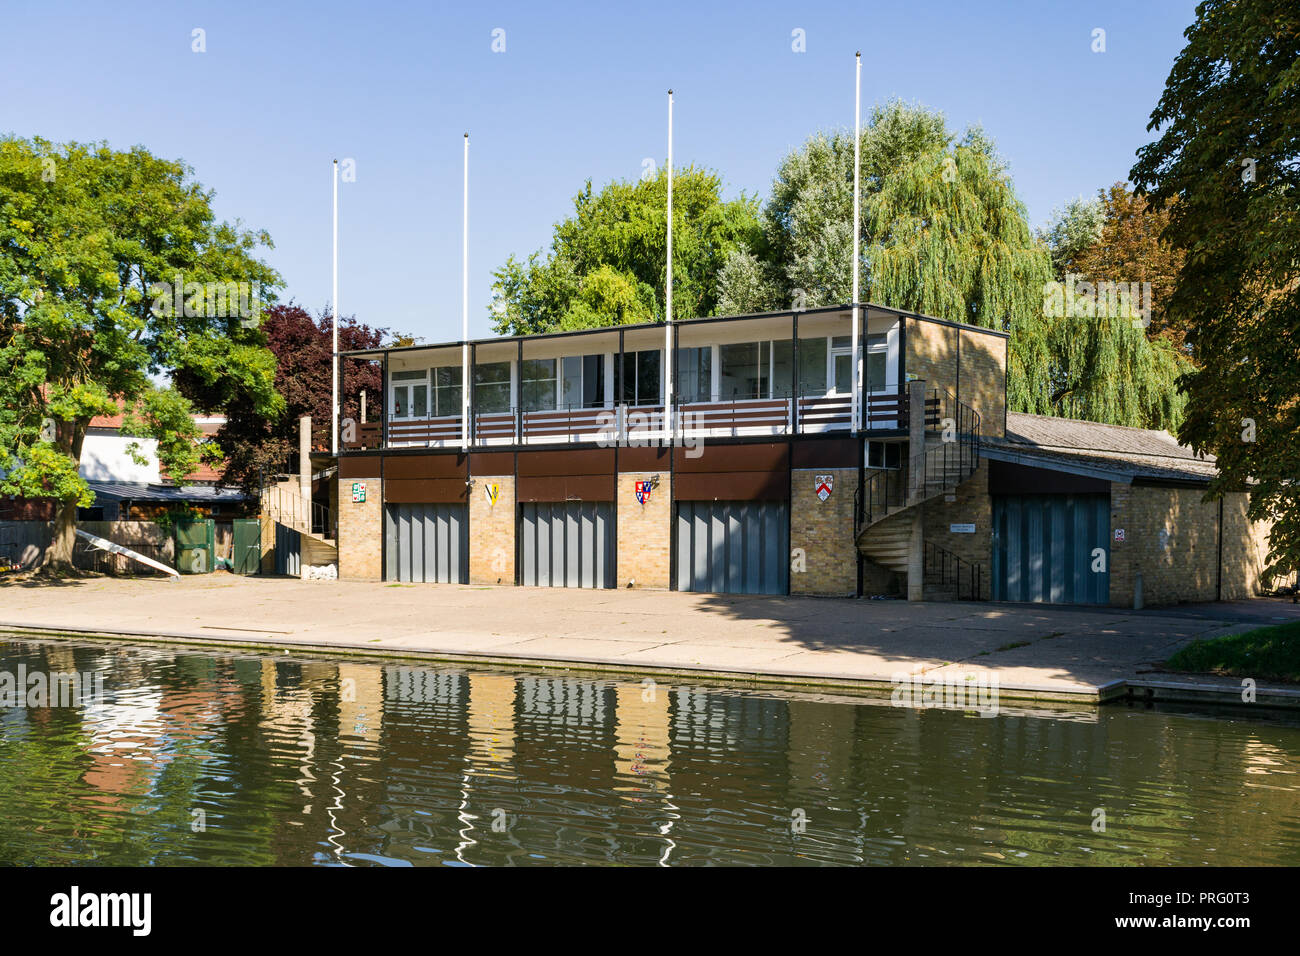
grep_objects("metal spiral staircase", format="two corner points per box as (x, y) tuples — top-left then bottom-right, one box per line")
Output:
(853, 389), (984, 598)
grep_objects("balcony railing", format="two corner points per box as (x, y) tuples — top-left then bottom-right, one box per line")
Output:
(343, 389), (909, 451)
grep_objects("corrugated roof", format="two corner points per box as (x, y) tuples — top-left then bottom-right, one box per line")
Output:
(986, 412), (1218, 484)
(87, 481), (247, 503)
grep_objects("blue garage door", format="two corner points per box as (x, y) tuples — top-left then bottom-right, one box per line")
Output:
(518, 501), (614, 589)
(992, 494), (1109, 604)
(675, 501), (789, 595)
(385, 503), (469, 584)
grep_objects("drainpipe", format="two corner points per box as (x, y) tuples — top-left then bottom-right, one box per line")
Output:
(906, 379), (926, 601)
(1134, 570), (1144, 611)
(299, 416), (312, 531)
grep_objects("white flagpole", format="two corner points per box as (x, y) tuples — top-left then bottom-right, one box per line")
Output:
(664, 89), (674, 441)
(462, 133), (470, 451)
(331, 158), (339, 455)
(850, 53), (862, 434)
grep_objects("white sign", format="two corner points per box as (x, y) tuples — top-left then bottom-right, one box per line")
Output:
(949, 523), (976, 534)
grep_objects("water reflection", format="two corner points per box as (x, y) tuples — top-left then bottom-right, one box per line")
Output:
(1, 636), (1298, 866)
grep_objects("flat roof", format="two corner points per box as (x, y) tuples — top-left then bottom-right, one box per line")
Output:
(339, 302), (1010, 361)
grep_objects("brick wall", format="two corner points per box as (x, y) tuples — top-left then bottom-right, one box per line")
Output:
(337, 477), (382, 580)
(469, 475), (515, 585)
(790, 467), (857, 596)
(616, 472), (670, 588)
(1108, 484), (1272, 606)
(921, 458), (993, 599)
(958, 328), (1007, 439)
(1220, 493), (1274, 599)
(905, 320), (1007, 439)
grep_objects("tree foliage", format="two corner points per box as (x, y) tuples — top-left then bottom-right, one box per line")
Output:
(489, 166), (762, 334)
(215, 303), (388, 494)
(1131, 0), (1300, 582)
(0, 137), (282, 567)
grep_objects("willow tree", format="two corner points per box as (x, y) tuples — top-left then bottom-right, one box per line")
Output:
(722, 100), (1192, 429)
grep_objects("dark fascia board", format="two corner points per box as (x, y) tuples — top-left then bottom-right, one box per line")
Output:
(982, 445), (1216, 488)
(980, 446), (1135, 485)
(338, 302), (1008, 360)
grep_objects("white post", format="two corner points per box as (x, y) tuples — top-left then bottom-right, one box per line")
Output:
(461, 133), (470, 451)
(664, 89), (674, 443)
(331, 159), (340, 455)
(850, 52), (862, 434)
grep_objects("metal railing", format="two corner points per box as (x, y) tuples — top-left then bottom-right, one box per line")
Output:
(924, 540), (984, 601)
(855, 388), (981, 535)
(262, 483), (334, 540)
(363, 389), (909, 450)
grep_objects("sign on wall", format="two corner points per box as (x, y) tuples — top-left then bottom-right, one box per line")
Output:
(814, 475), (834, 502)
(1114, 528), (1126, 542)
(350, 481), (366, 504)
(635, 480), (652, 505)
(484, 482), (500, 507)
(949, 523), (975, 534)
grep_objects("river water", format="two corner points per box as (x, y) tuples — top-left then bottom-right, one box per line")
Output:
(1, 636), (1297, 866)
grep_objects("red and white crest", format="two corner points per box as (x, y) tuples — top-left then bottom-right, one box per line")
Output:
(814, 474), (833, 502)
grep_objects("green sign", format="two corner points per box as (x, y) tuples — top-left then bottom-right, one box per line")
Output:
(351, 481), (367, 503)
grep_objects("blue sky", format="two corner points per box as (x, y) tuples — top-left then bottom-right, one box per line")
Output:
(2, 0), (1198, 342)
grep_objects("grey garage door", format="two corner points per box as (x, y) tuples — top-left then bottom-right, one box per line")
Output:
(519, 501), (614, 589)
(385, 503), (469, 583)
(992, 494), (1109, 604)
(675, 501), (789, 595)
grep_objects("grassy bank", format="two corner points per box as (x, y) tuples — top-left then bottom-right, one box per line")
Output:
(1165, 620), (1300, 683)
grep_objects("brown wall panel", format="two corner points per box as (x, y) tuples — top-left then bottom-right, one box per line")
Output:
(470, 452), (515, 476)
(674, 471), (789, 502)
(517, 474), (615, 502)
(383, 453), (468, 480)
(517, 448), (616, 477)
(339, 454), (382, 479)
(791, 438), (860, 469)
(988, 459), (1109, 496)
(674, 442), (788, 474)
(383, 477), (469, 504)
(619, 444), (671, 472)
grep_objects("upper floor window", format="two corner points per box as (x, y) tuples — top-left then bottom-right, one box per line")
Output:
(391, 369), (428, 419)
(562, 354), (606, 409)
(521, 358), (558, 412)
(676, 346), (711, 404)
(475, 361), (511, 414)
(620, 350), (661, 406)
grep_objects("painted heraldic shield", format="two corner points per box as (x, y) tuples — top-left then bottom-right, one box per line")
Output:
(815, 474), (833, 502)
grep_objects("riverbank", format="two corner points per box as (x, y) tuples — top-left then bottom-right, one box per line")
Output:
(4, 574), (1300, 705)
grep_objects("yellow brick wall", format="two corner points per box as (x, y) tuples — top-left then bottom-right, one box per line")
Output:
(906, 320), (1007, 439)
(790, 467), (857, 596)
(616, 473), (671, 588)
(906, 320), (957, 392)
(921, 458), (993, 599)
(469, 475), (515, 585)
(338, 477), (382, 580)
(1107, 485), (1271, 606)
(1217, 492), (1273, 600)
(958, 328), (1007, 439)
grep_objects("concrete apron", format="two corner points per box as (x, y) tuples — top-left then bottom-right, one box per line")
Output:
(3, 620), (1296, 712)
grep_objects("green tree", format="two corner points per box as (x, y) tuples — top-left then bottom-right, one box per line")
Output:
(725, 100), (1188, 429)
(0, 137), (283, 570)
(489, 166), (762, 334)
(1131, 0), (1300, 583)
(1039, 196), (1105, 277)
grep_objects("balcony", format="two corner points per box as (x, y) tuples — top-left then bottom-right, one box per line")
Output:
(345, 390), (910, 452)
(339, 305), (913, 454)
